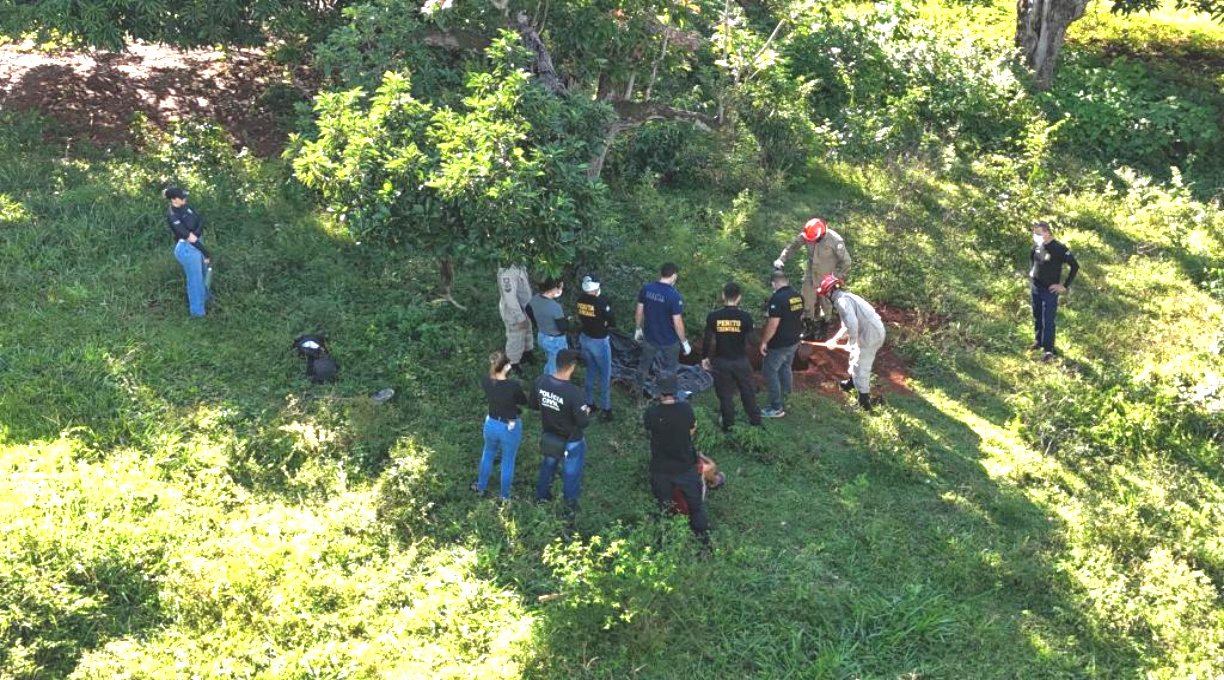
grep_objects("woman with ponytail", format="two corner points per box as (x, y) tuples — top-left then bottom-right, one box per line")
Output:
(473, 351), (528, 499)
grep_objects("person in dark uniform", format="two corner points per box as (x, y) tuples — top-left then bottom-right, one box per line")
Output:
(634, 263), (691, 397)
(643, 375), (710, 543)
(759, 270), (804, 418)
(531, 349), (591, 512)
(576, 273), (615, 421)
(473, 351), (528, 500)
(702, 281), (762, 431)
(164, 186), (210, 318)
(1029, 221), (1080, 362)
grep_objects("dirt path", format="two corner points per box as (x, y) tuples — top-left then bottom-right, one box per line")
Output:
(0, 43), (294, 155)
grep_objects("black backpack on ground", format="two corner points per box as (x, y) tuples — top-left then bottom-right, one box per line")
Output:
(293, 334), (338, 384)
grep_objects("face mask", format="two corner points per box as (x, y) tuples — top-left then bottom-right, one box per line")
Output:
(1032, 233), (1044, 247)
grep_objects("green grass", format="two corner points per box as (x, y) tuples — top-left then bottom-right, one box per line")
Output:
(3, 5), (1224, 677)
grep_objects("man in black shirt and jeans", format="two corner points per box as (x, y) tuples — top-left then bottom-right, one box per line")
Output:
(532, 349), (591, 512)
(703, 281), (761, 431)
(643, 376), (709, 542)
(1029, 221), (1079, 362)
(577, 273), (615, 421)
(760, 270), (804, 418)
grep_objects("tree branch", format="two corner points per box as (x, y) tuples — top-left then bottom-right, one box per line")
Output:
(610, 101), (719, 131)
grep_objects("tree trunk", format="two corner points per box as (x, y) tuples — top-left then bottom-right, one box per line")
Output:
(1016, 0), (1088, 90)
(434, 257), (467, 309)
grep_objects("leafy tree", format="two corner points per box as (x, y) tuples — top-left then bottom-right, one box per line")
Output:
(292, 35), (611, 306)
(1017, 0), (1223, 89)
(0, 0), (350, 49)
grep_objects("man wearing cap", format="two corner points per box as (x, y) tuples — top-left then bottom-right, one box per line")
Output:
(702, 281), (761, 431)
(576, 273), (615, 421)
(531, 349), (592, 513)
(528, 277), (569, 376)
(759, 270), (804, 418)
(634, 262), (691, 397)
(1029, 221), (1079, 362)
(164, 186), (210, 318)
(498, 264), (536, 372)
(642, 375), (710, 543)
(818, 275), (886, 412)
(773, 217), (852, 340)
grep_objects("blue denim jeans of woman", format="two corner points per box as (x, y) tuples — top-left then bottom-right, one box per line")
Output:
(538, 332), (569, 376)
(579, 334), (612, 410)
(535, 438), (586, 509)
(478, 416), (522, 499)
(174, 240), (208, 318)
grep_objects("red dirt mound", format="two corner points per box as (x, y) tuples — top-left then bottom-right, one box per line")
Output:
(0, 43), (297, 155)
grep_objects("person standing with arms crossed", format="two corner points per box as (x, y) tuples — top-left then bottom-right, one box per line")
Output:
(759, 270), (804, 418)
(1029, 221), (1079, 362)
(643, 375), (710, 545)
(164, 186), (211, 318)
(472, 351), (527, 500)
(531, 349), (591, 515)
(576, 273), (615, 422)
(529, 277), (569, 376)
(818, 275), (887, 412)
(773, 217), (853, 341)
(498, 264), (536, 372)
(702, 281), (762, 431)
(634, 263), (691, 398)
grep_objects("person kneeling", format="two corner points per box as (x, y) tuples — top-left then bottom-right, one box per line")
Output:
(643, 376), (710, 544)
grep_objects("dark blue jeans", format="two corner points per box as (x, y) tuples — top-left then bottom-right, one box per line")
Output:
(1031, 283), (1060, 353)
(478, 416), (522, 499)
(580, 334), (612, 410)
(763, 343), (799, 410)
(536, 438), (586, 508)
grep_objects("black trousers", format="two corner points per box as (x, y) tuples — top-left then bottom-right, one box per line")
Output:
(713, 356), (761, 430)
(650, 468), (710, 537)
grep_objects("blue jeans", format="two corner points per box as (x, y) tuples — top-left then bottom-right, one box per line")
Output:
(538, 333), (569, 376)
(1031, 283), (1060, 353)
(478, 416), (522, 499)
(763, 342), (798, 410)
(174, 240), (208, 317)
(580, 335), (612, 410)
(536, 438), (586, 508)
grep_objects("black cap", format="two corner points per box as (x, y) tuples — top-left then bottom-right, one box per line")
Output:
(165, 186), (188, 200)
(656, 375), (679, 395)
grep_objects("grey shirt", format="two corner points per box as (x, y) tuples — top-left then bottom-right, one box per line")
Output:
(529, 294), (566, 336)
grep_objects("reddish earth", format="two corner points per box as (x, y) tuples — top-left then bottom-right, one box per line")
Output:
(0, 43), (299, 155)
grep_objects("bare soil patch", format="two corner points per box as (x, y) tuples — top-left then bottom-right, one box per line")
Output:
(0, 42), (298, 155)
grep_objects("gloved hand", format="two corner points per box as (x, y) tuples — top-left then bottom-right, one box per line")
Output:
(634, 328), (645, 344)
(773, 259), (784, 270)
(682, 340), (692, 355)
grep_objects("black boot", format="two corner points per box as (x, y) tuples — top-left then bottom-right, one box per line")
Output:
(838, 378), (855, 393)
(801, 318), (818, 341)
(857, 391), (874, 412)
(816, 320), (830, 342)
(520, 350), (537, 365)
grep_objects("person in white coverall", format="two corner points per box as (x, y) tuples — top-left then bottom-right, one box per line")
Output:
(817, 274), (886, 412)
(498, 264), (536, 371)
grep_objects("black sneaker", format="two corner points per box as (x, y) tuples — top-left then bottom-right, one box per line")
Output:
(838, 378), (855, 393)
(1028, 343), (1042, 351)
(601, 409), (614, 422)
(1040, 351), (1057, 363)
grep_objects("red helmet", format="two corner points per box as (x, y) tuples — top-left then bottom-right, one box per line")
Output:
(816, 274), (842, 297)
(802, 218), (827, 242)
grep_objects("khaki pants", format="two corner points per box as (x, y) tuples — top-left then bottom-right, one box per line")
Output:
(801, 276), (834, 322)
(503, 319), (534, 364)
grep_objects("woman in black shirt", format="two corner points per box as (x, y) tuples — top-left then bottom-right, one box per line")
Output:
(474, 351), (528, 499)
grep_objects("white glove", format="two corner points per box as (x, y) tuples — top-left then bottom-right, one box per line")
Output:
(773, 259), (784, 270)
(682, 340), (692, 355)
(634, 328), (645, 344)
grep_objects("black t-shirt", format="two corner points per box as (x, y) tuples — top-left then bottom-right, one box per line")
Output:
(766, 286), (804, 348)
(1030, 239), (1080, 289)
(576, 293), (614, 339)
(643, 401), (697, 475)
(483, 376), (527, 420)
(703, 306), (754, 360)
(531, 375), (590, 441)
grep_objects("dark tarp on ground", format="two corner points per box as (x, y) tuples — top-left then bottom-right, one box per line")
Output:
(607, 330), (714, 397)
